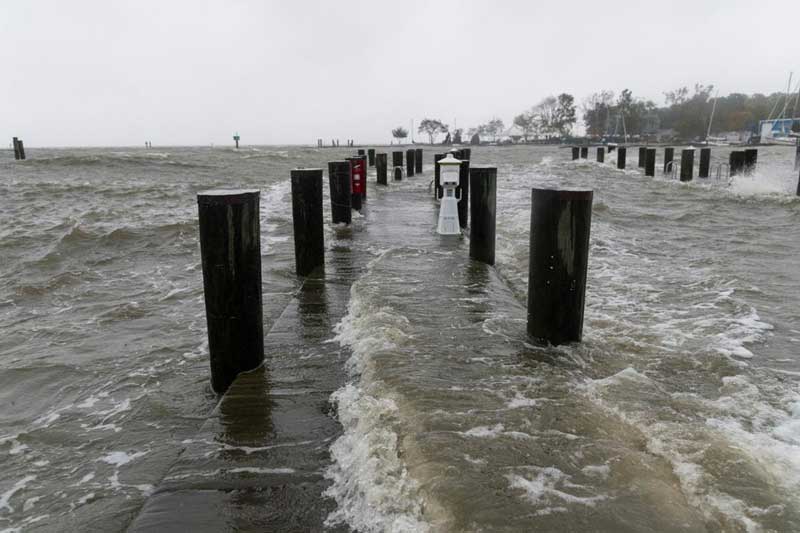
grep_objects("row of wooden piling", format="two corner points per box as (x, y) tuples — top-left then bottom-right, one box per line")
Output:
(572, 144), (762, 181)
(197, 147), (595, 393)
(11, 137), (26, 160)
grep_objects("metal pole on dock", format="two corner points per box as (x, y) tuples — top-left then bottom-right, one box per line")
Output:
(415, 148), (423, 174)
(376, 153), (388, 185)
(197, 189), (264, 394)
(645, 148), (656, 176)
(328, 161), (352, 224)
(290, 168), (325, 276)
(617, 147), (626, 169)
(596, 147), (605, 163)
(699, 148), (711, 178)
(680, 149), (694, 181)
(527, 188), (593, 345)
(469, 167), (496, 265)
(663, 147), (674, 174)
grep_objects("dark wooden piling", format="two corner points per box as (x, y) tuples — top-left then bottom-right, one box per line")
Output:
(638, 146), (647, 168)
(572, 147), (579, 160)
(357, 149), (365, 157)
(461, 148), (471, 161)
(645, 148), (656, 176)
(197, 189), (264, 394)
(12, 137), (20, 160)
(608, 144), (616, 153)
(327, 161), (352, 224)
(392, 151), (403, 172)
(469, 167), (496, 265)
(580, 146), (588, 159)
(664, 147), (674, 174)
(376, 153), (388, 185)
(358, 154), (368, 199)
(729, 151), (745, 176)
(291, 169), (325, 276)
(394, 167), (402, 181)
(617, 147), (626, 169)
(680, 149), (694, 182)
(527, 188), (593, 345)
(699, 148), (711, 178)
(434, 153), (445, 199)
(596, 147), (605, 163)
(367, 148), (375, 167)
(415, 148), (423, 173)
(457, 158), (470, 229)
(744, 149), (758, 175)
(406, 149), (415, 177)
(17, 139), (26, 160)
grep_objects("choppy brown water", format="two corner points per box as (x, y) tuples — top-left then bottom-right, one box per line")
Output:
(1, 145), (799, 532)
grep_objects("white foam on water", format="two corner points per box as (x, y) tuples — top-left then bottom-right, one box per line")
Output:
(505, 467), (607, 507)
(324, 265), (432, 533)
(0, 476), (36, 513)
(98, 450), (147, 467)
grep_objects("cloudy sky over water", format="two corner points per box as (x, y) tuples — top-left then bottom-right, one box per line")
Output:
(2, 0), (799, 146)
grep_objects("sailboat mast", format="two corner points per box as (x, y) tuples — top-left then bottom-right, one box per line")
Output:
(780, 72), (793, 119)
(706, 91), (718, 140)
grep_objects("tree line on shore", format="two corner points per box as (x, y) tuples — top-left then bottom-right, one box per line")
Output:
(391, 84), (799, 144)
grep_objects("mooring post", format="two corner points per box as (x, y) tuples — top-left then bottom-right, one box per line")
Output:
(617, 147), (626, 169)
(572, 146), (579, 160)
(469, 167), (496, 265)
(461, 148), (472, 161)
(699, 148), (711, 178)
(744, 149), (758, 175)
(357, 149), (365, 157)
(638, 146), (646, 168)
(608, 144), (616, 153)
(291, 169), (325, 276)
(406, 149), (415, 177)
(434, 153), (445, 198)
(376, 152), (388, 185)
(392, 151), (403, 180)
(12, 137), (20, 160)
(457, 158), (470, 229)
(359, 154), (368, 199)
(415, 148), (423, 173)
(680, 149), (694, 182)
(527, 188), (593, 345)
(367, 148), (375, 167)
(17, 139), (26, 160)
(596, 147), (605, 163)
(328, 161), (352, 225)
(664, 147), (674, 174)
(580, 146), (588, 159)
(197, 189), (264, 394)
(795, 139), (799, 170)
(394, 168), (402, 181)
(645, 148), (656, 176)
(729, 151), (745, 176)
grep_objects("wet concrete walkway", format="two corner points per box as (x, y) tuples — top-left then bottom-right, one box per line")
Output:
(127, 172), (428, 532)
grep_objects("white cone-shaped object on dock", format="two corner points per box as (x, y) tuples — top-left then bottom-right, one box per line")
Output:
(437, 153), (462, 235)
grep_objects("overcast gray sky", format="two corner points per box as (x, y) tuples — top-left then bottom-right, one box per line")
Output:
(2, 0), (798, 147)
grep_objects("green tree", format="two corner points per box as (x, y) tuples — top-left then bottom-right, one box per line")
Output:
(418, 118), (449, 144)
(553, 93), (576, 135)
(513, 112), (536, 141)
(391, 126), (408, 143)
